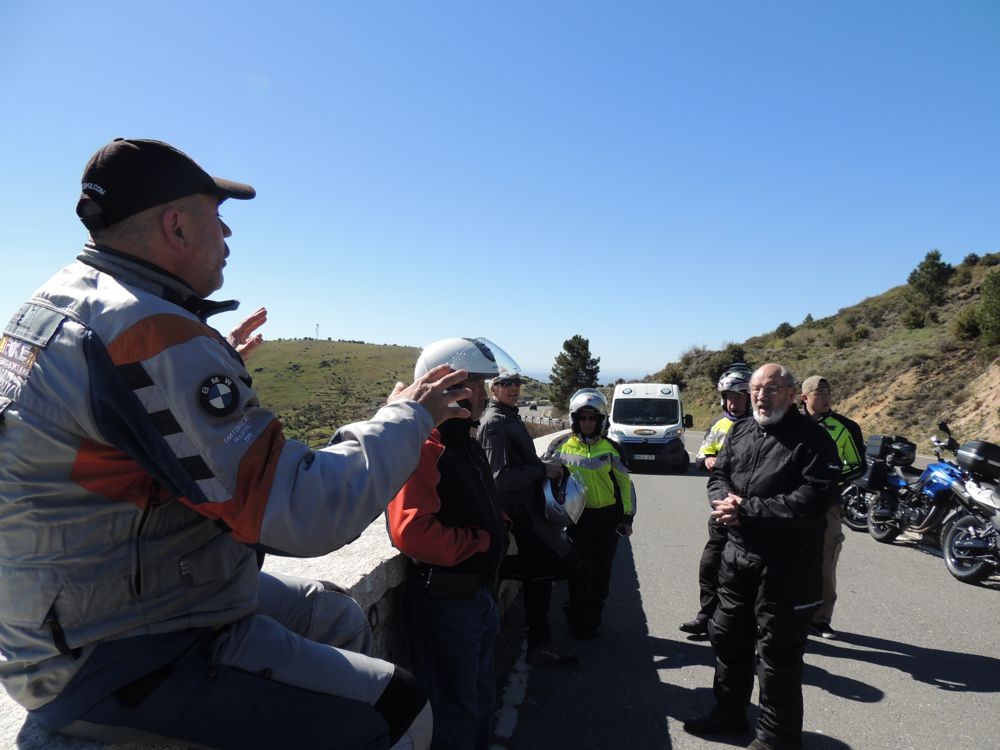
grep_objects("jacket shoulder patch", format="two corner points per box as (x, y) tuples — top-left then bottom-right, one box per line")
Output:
(199, 375), (240, 417)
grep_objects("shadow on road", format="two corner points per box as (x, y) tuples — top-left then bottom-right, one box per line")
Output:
(495, 539), (680, 747)
(808, 630), (1000, 694)
(494, 538), (870, 749)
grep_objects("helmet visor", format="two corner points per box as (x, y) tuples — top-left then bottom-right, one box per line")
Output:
(481, 338), (523, 383)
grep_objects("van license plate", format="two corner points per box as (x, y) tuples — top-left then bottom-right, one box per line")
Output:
(634, 454), (655, 461)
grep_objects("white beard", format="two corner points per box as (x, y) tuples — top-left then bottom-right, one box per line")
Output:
(754, 402), (790, 426)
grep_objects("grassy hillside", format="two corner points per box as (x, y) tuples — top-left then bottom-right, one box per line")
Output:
(651, 253), (1000, 449)
(248, 339), (548, 446)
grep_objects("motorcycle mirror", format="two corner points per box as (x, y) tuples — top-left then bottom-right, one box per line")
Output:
(937, 421), (951, 435)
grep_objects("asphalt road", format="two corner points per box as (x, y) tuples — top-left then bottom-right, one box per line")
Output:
(491, 431), (1000, 750)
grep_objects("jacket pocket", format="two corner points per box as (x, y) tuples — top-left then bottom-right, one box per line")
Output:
(177, 531), (253, 587)
(0, 563), (66, 628)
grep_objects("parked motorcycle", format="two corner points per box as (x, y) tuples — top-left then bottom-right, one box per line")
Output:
(863, 424), (962, 546)
(941, 429), (1000, 584)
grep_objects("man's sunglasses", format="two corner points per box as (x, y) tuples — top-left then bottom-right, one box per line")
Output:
(577, 414), (602, 422)
(495, 378), (522, 387)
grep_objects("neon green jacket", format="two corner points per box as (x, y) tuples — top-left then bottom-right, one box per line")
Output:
(815, 411), (866, 483)
(543, 433), (635, 518)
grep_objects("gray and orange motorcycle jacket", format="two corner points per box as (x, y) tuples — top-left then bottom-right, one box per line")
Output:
(0, 244), (434, 710)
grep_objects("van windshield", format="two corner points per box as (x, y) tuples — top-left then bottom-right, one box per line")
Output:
(612, 398), (680, 426)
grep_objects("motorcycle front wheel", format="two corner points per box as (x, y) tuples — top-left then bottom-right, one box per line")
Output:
(841, 484), (870, 532)
(943, 513), (994, 584)
(867, 498), (901, 543)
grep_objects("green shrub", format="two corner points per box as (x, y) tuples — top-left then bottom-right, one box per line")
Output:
(658, 363), (688, 389)
(951, 305), (981, 340)
(773, 321), (795, 339)
(902, 306), (926, 329)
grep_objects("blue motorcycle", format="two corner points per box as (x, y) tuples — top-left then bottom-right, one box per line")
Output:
(861, 423), (962, 547)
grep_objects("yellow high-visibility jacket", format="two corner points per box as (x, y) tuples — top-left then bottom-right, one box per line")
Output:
(543, 433), (635, 519)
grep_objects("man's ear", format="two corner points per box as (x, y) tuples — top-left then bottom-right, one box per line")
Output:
(161, 206), (187, 250)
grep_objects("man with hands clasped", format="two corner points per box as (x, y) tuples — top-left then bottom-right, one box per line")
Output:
(684, 364), (841, 750)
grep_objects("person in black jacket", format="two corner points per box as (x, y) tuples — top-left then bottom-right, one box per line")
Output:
(387, 338), (509, 750)
(684, 364), (841, 750)
(477, 375), (579, 667)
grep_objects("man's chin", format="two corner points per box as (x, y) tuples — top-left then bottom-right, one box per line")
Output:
(754, 405), (788, 426)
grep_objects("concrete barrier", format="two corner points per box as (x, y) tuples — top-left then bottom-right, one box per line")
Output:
(1, 431), (567, 749)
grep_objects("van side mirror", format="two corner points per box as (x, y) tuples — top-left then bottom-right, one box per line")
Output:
(684, 414), (694, 429)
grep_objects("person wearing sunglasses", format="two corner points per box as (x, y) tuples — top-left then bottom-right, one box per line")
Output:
(542, 389), (634, 640)
(477, 374), (579, 667)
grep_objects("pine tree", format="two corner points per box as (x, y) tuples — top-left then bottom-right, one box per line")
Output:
(980, 269), (1000, 344)
(907, 250), (953, 306)
(548, 335), (601, 410)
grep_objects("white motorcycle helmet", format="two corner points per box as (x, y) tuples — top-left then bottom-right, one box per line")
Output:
(414, 337), (502, 380)
(543, 467), (587, 527)
(568, 388), (609, 416)
(716, 363), (752, 409)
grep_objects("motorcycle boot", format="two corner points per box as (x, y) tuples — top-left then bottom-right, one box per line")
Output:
(682, 708), (750, 737)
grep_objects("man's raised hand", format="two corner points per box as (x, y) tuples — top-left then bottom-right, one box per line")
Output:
(389, 365), (473, 425)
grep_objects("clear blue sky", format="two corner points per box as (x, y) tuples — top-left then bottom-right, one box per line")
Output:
(2, 1), (998, 382)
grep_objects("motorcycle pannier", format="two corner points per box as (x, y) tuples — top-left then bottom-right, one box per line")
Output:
(888, 438), (916, 467)
(956, 440), (1000, 483)
(866, 435), (892, 460)
(866, 434), (916, 466)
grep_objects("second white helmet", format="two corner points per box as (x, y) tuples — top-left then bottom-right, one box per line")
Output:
(568, 388), (608, 416)
(717, 364), (752, 409)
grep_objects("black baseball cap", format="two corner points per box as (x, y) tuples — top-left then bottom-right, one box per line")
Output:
(76, 138), (256, 230)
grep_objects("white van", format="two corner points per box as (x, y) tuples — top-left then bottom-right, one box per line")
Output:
(607, 383), (693, 473)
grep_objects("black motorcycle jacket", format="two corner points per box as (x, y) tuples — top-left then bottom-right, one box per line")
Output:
(708, 407), (841, 556)
(477, 400), (547, 512)
(387, 418), (507, 582)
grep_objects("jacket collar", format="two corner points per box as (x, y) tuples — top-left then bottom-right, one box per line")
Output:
(754, 405), (805, 434)
(487, 399), (518, 415)
(438, 417), (477, 443)
(77, 243), (240, 323)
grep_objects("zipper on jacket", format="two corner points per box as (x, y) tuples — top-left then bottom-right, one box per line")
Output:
(133, 480), (161, 597)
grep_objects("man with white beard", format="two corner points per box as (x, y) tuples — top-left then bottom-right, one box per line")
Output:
(683, 363), (841, 750)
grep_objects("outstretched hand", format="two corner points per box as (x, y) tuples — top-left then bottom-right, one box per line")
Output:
(228, 307), (268, 362)
(389, 365), (473, 426)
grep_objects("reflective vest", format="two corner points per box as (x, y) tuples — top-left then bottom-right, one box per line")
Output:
(544, 433), (634, 517)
